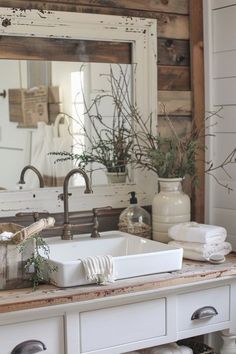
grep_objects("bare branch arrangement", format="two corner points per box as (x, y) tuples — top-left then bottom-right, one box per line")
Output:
(50, 64), (236, 191)
(50, 65), (134, 177)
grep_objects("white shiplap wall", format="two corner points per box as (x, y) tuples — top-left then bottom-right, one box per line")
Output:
(204, 0), (236, 250)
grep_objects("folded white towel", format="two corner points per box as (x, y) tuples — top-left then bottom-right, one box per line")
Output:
(81, 255), (115, 285)
(169, 240), (232, 261)
(168, 222), (227, 244)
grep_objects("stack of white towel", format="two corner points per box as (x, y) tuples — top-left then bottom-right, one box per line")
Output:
(168, 222), (232, 261)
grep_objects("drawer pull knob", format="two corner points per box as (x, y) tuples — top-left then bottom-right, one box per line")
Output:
(11, 340), (47, 354)
(191, 306), (218, 320)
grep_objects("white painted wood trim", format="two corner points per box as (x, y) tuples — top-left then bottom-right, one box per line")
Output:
(203, 0), (214, 223)
(0, 8), (158, 216)
(212, 0), (236, 10)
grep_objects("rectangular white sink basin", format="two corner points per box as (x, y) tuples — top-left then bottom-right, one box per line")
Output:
(43, 231), (183, 287)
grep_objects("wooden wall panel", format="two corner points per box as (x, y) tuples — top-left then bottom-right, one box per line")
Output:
(158, 39), (190, 66)
(0, 36), (131, 63)
(158, 66), (190, 91)
(158, 91), (191, 116)
(157, 13), (189, 39)
(0, 0), (189, 14)
(27, 0), (189, 14)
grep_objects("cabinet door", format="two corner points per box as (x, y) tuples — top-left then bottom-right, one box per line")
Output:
(0, 316), (64, 354)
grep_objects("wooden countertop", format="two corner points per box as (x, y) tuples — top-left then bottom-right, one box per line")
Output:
(1, 254), (236, 314)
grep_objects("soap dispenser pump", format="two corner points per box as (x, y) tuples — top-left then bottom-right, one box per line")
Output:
(118, 191), (151, 239)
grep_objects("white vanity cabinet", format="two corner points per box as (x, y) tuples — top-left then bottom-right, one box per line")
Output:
(0, 278), (236, 354)
(0, 315), (65, 354)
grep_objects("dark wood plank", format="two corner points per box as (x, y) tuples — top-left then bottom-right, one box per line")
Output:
(0, 36), (131, 63)
(158, 38), (190, 66)
(0, 0), (189, 14)
(189, 0), (204, 223)
(158, 66), (190, 91)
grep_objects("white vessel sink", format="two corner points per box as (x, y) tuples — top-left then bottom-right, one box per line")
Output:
(43, 231), (183, 287)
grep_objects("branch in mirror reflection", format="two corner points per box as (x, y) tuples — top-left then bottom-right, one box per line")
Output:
(49, 64), (135, 182)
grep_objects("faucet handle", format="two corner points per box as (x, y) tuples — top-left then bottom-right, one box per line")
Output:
(92, 206), (112, 216)
(91, 206), (112, 238)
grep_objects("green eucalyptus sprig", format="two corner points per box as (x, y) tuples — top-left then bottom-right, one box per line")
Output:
(19, 234), (57, 291)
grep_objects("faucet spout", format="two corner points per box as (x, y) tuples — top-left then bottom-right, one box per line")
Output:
(62, 168), (92, 240)
(19, 165), (44, 188)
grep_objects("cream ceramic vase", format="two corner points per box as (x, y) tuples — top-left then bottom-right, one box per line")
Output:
(152, 178), (191, 243)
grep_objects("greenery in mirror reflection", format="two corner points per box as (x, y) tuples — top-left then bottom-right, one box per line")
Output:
(49, 65), (134, 177)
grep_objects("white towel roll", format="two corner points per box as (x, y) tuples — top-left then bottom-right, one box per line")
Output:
(168, 222), (227, 244)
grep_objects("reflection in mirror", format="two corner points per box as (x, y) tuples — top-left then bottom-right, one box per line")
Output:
(0, 59), (131, 190)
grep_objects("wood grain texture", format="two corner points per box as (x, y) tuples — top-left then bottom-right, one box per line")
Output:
(189, 0), (205, 222)
(0, 246), (7, 289)
(157, 13), (189, 39)
(158, 38), (190, 66)
(158, 66), (190, 91)
(0, 254), (236, 313)
(0, 36), (131, 63)
(0, 0), (189, 14)
(158, 115), (192, 138)
(158, 90), (191, 116)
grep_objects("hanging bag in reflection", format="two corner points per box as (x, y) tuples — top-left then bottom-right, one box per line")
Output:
(30, 114), (73, 187)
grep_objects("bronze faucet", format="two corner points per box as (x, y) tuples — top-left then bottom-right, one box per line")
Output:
(59, 168), (93, 240)
(18, 165), (44, 188)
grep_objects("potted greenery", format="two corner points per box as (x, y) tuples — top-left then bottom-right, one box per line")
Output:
(128, 102), (236, 242)
(50, 65), (134, 184)
(55, 124), (133, 184)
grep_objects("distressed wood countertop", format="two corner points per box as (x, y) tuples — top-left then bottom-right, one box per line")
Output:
(1, 254), (236, 314)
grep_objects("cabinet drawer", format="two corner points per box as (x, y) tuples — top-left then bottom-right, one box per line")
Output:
(177, 286), (230, 332)
(80, 298), (166, 352)
(0, 316), (64, 354)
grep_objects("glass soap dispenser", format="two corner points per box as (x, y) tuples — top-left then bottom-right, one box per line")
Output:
(118, 191), (152, 239)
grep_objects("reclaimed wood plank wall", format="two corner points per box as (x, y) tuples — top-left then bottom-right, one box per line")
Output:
(0, 0), (204, 222)
(0, 0), (192, 117)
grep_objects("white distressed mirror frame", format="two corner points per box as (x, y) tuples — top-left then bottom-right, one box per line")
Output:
(0, 7), (157, 216)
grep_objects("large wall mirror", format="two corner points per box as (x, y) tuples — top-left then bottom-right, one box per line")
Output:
(1, 59), (132, 189)
(0, 7), (157, 216)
